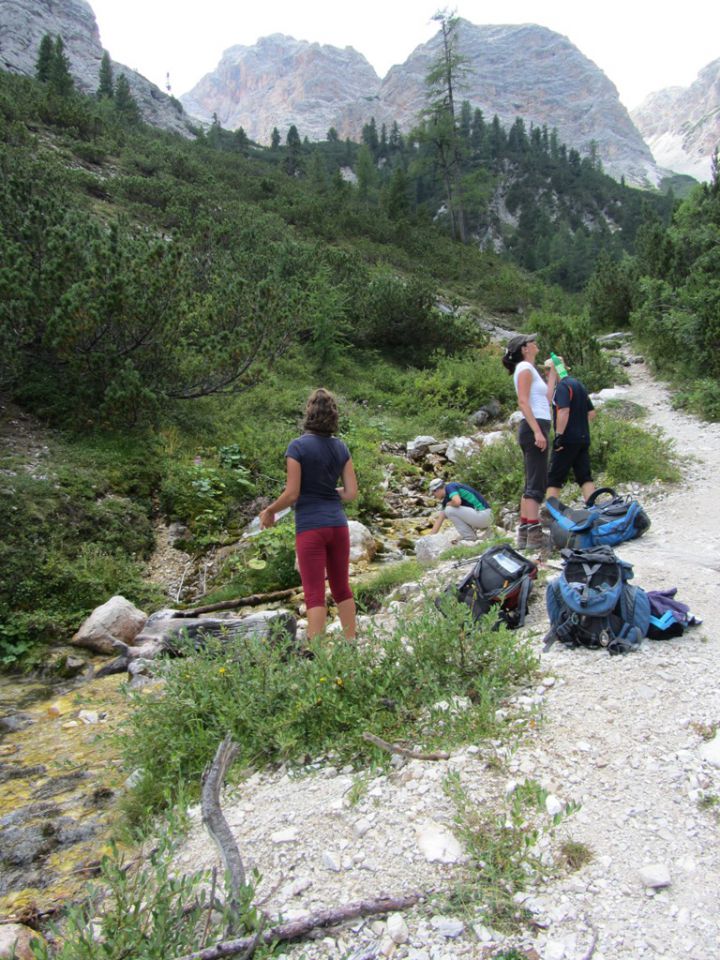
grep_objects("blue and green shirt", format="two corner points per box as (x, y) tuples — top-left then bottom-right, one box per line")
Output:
(442, 482), (489, 511)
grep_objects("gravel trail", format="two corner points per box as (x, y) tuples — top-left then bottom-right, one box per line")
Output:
(176, 362), (720, 960)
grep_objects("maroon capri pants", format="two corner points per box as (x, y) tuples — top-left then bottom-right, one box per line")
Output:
(295, 525), (353, 609)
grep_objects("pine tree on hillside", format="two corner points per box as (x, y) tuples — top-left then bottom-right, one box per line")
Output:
(98, 51), (114, 99)
(114, 74), (140, 124)
(35, 34), (54, 83)
(48, 36), (74, 96)
(421, 8), (469, 242)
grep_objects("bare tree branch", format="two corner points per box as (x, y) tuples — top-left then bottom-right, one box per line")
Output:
(201, 735), (246, 934)
(362, 731), (450, 761)
(172, 893), (422, 960)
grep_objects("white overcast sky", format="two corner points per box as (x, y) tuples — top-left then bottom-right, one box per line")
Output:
(88, 0), (720, 111)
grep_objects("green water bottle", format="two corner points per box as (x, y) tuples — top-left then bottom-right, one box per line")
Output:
(550, 352), (569, 379)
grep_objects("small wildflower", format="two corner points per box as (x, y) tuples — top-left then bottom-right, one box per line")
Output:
(334, 676), (344, 687)
(218, 667), (227, 676)
(319, 676), (328, 683)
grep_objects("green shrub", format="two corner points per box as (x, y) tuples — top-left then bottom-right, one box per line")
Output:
(591, 413), (680, 485)
(0, 433), (162, 663)
(121, 596), (537, 815)
(31, 834), (267, 960)
(353, 559), (422, 612)
(673, 378), (720, 422)
(203, 518), (301, 604)
(408, 348), (516, 424)
(159, 453), (254, 545)
(455, 434), (525, 508)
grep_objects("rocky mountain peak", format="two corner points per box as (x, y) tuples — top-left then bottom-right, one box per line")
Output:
(632, 58), (720, 182)
(181, 33), (381, 143)
(180, 19), (659, 186)
(0, 0), (194, 136)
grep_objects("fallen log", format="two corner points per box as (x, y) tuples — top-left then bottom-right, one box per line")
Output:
(172, 893), (422, 960)
(176, 590), (297, 617)
(362, 731), (450, 761)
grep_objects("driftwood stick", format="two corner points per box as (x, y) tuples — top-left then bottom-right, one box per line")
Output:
(362, 731), (450, 761)
(201, 736), (246, 933)
(177, 590), (296, 617)
(172, 893), (422, 960)
(580, 917), (599, 960)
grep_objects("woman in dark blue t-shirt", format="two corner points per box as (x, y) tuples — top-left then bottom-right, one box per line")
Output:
(260, 388), (358, 640)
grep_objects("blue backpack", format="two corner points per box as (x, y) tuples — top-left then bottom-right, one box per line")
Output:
(545, 546), (650, 655)
(546, 487), (651, 550)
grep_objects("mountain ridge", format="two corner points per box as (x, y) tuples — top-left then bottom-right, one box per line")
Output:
(632, 58), (720, 182)
(181, 19), (660, 187)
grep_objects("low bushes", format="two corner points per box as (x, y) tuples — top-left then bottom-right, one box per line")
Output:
(121, 596), (538, 817)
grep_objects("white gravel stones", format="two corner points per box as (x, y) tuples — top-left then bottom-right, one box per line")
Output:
(353, 817), (373, 838)
(386, 912), (410, 944)
(271, 827), (298, 843)
(699, 734), (720, 768)
(638, 863), (672, 889)
(429, 916), (465, 938)
(416, 822), (464, 863)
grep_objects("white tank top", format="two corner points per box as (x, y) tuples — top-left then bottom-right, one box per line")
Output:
(513, 361), (551, 421)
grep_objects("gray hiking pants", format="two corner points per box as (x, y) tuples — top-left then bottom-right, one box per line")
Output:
(444, 505), (493, 540)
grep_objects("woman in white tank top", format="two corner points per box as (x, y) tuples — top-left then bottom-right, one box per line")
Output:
(502, 333), (552, 550)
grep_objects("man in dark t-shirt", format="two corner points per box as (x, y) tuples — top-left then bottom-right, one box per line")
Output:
(546, 370), (596, 502)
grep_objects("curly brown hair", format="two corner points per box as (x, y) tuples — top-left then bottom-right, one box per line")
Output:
(303, 387), (339, 435)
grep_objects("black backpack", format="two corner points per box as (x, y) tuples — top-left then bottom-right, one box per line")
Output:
(545, 546), (650, 654)
(438, 544), (538, 629)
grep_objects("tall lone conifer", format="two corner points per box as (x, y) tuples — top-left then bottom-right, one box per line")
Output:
(48, 36), (74, 96)
(423, 8), (468, 242)
(35, 34), (54, 83)
(98, 51), (114, 99)
(114, 74), (140, 124)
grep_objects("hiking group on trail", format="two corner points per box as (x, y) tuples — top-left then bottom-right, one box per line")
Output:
(257, 335), (698, 655)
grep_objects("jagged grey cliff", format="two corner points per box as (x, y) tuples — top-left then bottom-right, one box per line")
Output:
(181, 20), (659, 187)
(0, 0), (194, 136)
(181, 33), (381, 144)
(632, 58), (720, 182)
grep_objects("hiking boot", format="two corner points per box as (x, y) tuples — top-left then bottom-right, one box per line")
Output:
(516, 522), (529, 549)
(525, 522), (550, 555)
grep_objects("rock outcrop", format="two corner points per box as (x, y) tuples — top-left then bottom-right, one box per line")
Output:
(181, 33), (381, 143)
(380, 21), (657, 186)
(181, 21), (659, 186)
(632, 58), (720, 182)
(0, 0), (194, 136)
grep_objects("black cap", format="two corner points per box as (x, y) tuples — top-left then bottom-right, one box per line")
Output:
(504, 332), (537, 357)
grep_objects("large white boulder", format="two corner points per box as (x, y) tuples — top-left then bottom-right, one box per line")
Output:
(348, 520), (377, 563)
(71, 596), (147, 655)
(445, 436), (478, 462)
(414, 528), (457, 566)
(476, 430), (506, 447)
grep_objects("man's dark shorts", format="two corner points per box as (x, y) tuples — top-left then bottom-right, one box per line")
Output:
(547, 442), (593, 488)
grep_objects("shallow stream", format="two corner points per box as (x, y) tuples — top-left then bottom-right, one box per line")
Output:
(0, 514), (430, 919)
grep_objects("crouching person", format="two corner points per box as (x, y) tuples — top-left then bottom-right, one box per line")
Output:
(428, 478), (493, 541)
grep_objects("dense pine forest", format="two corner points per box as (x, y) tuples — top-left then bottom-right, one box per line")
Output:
(1, 25), (718, 667)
